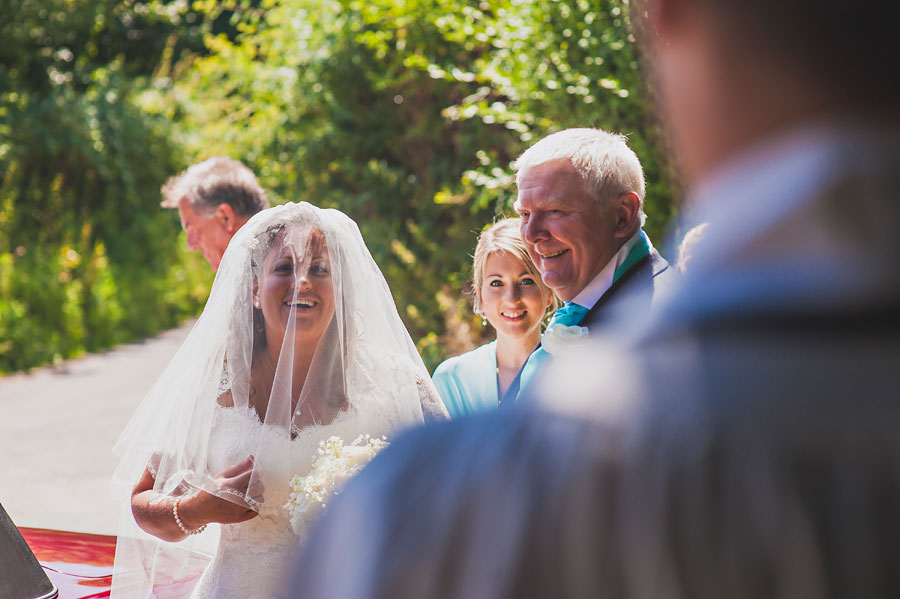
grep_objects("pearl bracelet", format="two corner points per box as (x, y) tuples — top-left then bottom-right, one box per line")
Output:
(173, 496), (207, 536)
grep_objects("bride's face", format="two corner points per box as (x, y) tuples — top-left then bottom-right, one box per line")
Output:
(256, 229), (336, 352)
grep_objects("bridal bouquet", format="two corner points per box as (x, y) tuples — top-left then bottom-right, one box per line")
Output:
(285, 434), (388, 534)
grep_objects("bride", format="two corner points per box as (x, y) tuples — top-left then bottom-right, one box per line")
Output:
(110, 202), (447, 598)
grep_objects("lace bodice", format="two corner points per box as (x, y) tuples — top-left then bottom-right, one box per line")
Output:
(189, 405), (391, 599)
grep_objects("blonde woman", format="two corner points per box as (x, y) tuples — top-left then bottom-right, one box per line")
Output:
(433, 218), (556, 418)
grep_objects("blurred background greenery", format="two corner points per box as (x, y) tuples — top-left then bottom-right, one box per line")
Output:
(0, 0), (678, 374)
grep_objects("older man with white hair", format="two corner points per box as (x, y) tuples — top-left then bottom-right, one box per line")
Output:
(507, 128), (676, 402)
(161, 157), (269, 270)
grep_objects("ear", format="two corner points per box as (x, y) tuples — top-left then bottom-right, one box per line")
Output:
(543, 287), (554, 309)
(215, 203), (239, 232)
(612, 192), (641, 239)
(252, 276), (260, 308)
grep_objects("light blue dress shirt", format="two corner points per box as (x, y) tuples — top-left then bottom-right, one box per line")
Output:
(432, 341), (499, 418)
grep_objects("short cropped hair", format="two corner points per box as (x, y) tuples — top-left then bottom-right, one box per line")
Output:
(471, 218), (558, 317)
(514, 128), (646, 220)
(160, 157), (269, 218)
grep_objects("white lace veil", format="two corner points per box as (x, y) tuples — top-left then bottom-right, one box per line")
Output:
(110, 202), (446, 597)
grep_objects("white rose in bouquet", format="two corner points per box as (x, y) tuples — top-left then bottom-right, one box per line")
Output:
(285, 434), (388, 534)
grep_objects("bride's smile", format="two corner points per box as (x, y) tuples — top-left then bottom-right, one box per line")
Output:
(256, 229), (335, 350)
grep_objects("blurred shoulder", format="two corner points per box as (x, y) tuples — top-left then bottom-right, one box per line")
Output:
(351, 407), (605, 496)
(294, 408), (627, 598)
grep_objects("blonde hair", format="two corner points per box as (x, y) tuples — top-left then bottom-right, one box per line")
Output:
(471, 218), (558, 317)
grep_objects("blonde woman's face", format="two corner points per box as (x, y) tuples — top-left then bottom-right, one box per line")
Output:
(479, 251), (549, 341)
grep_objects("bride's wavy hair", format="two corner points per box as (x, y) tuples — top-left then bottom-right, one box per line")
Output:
(248, 222), (285, 356)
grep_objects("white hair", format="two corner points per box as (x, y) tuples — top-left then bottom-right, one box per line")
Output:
(514, 128), (646, 220)
(160, 156), (269, 217)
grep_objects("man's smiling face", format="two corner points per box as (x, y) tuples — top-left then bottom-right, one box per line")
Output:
(515, 159), (619, 302)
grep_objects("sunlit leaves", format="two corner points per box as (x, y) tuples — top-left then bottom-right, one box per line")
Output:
(0, 0), (213, 372)
(149, 0), (677, 367)
(18, 0), (679, 371)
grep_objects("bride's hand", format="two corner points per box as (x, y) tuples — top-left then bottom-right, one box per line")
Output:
(180, 456), (264, 527)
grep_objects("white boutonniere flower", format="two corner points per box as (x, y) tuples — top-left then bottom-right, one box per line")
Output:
(541, 323), (590, 356)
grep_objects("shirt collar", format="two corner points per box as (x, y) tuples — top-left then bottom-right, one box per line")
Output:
(571, 229), (645, 310)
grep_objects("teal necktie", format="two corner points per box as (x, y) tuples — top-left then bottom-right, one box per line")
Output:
(516, 301), (589, 399)
(548, 301), (590, 328)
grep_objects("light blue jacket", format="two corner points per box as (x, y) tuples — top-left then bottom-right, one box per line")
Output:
(432, 342), (499, 419)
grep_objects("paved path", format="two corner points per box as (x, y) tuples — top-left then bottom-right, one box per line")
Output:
(0, 321), (195, 535)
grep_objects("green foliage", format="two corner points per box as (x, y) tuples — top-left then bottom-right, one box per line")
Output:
(155, 0), (676, 368)
(1, 0), (678, 373)
(0, 0), (213, 373)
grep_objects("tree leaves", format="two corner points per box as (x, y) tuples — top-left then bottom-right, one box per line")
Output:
(155, 0), (677, 369)
(1, 0), (678, 372)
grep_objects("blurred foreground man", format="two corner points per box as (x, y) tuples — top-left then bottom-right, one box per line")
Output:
(293, 0), (900, 596)
(161, 157), (269, 270)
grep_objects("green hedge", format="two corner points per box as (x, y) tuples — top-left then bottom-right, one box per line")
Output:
(1, 0), (678, 373)
(0, 0), (213, 373)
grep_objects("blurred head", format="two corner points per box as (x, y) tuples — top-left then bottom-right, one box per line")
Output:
(472, 219), (556, 341)
(633, 0), (900, 185)
(252, 226), (336, 357)
(514, 129), (645, 301)
(161, 157), (270, 269)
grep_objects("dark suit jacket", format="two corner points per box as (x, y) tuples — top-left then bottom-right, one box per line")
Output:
(580, 247), (676, 329)
(500, 247), (677, 404)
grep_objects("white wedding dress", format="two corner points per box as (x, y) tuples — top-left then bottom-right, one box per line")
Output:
(189, 404), (394, 599)
(111, 203), (447, 599)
